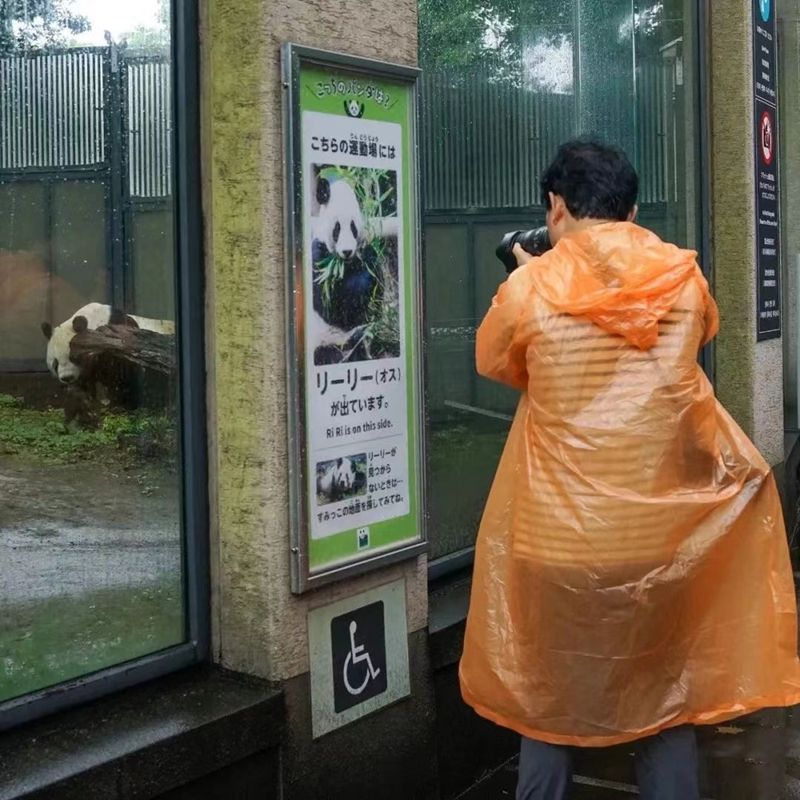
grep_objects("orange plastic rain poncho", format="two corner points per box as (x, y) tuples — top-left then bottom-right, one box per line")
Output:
(460, 222), (800, 747)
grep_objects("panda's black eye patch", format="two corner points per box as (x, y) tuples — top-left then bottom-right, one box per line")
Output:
(332, 222), (341, 243)
(350, 221), (358, 239)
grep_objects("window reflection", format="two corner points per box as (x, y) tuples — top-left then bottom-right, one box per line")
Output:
(420, 0), (701, 560)
(0, 0), (182, 702)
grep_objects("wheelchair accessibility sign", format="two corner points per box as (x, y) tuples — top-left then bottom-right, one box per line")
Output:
(332, 602), (387, 711)
(308, 580), (410, 737)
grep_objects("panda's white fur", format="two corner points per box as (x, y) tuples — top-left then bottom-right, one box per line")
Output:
(43, 302), (175, 384)
(312, 179), (364, 261)
(317, 456), (358, 500)
(310, 177), (371, 362)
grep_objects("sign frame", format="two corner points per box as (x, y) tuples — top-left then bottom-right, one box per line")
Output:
(281, 43), (427, 594)
(752, 0), (781, 340)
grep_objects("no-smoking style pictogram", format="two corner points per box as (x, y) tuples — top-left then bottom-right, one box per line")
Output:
(760, 110), (774, 165)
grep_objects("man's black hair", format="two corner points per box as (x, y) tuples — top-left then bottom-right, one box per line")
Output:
(540, 138), (639, 221)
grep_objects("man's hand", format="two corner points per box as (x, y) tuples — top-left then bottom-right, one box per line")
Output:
(512, 243), (533, 269)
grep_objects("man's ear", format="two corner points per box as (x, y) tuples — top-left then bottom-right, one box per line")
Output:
(549, 192), (567, 226)
(627, 204), (639, 222)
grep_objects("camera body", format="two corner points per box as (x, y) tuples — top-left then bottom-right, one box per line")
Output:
(495, 226), (552, 274)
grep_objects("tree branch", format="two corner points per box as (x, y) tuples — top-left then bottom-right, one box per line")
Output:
(69, 325), (176, 374)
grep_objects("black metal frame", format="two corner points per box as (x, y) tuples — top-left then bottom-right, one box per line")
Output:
(698, 0), (715, 382)
(0, 0), (208, 731)
(282, 43), (428, 594)
(107, 42), (126, 307)
(425, 0), (714, 582)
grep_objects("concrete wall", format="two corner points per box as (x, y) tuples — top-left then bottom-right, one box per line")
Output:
(200, 0), (426, 683)
(710, 0), (784, 465)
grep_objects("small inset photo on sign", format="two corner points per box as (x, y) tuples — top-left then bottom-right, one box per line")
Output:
(309, 163), (400, 366)
(316, 453), (368, 506)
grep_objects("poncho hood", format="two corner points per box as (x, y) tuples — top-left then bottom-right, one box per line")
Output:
(529, 222), (711, 350)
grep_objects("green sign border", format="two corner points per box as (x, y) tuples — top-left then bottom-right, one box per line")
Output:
(282, 45), (426, 593)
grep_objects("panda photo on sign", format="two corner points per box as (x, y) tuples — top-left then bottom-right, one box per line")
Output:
(309, 165), (399, 365)
(316, 453), (368, 505)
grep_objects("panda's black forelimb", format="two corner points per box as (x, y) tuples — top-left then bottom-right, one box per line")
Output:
(311, 243), (383, 331)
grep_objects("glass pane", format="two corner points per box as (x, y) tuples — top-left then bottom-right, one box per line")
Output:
(0, 182), (48, 364)
(0, 0), (182, 702)
(52, 181), (108, 320)
(420, 0), (702, 559)
(131, 209), (175, 319)
(781, 4), (800, 429)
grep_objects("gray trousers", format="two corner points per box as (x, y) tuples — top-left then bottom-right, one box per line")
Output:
(517, 726), (700, 800)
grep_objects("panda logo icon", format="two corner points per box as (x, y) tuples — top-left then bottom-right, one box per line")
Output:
(344, 99), (365, 118)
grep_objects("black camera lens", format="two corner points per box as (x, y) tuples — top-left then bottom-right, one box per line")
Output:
(495, 226), (551, 274)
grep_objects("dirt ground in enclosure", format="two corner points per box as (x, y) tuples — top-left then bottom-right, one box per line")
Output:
(0, 456), (181, 605)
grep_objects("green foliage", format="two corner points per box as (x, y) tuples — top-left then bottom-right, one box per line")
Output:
(121, 0), (170, 54)
(418, 0), (669, 83)
(313, 252), (348, 309)
(0, 0), (90, 54)
(367, 273), (400, 357)
(0, 395), (177, 465)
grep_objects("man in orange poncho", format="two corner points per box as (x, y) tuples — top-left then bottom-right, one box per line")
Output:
(459, 139), (800, 799)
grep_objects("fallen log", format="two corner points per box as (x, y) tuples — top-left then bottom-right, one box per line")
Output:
(70, 324), (177, 374)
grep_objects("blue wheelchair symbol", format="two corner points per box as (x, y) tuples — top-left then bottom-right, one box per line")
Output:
(760, 0), (771, 22)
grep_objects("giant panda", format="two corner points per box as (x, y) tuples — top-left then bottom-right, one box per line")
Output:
(317, 456), (358, 503)
(42, 302), (174, 384)
(310, 175), (383, 365)
(41, 302), (175, 415)
(316, 455), (366, 503)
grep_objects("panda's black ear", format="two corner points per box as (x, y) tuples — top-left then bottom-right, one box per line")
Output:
(109, 308), (139, 328)
(316, 177), (330, 206)
(72, 315), (88, 334)
(41, 322), (52, 340)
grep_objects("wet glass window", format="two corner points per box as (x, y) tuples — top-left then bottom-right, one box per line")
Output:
(0, 0), (183, 702)
(781, 2), (800, 431)
(419, 0), (703, 562)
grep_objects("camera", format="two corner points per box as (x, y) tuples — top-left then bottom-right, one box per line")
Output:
(495, 226), (552, 274)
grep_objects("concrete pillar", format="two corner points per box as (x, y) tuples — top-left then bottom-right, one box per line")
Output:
(200, 0), (427, 682)
(200, 2), (436, 795)
(704, 7), (791, 795)
(709, 0), (784, 465)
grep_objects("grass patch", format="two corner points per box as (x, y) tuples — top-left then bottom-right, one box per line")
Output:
(0, 579), (184, 703)
(0, 394), (177, 465)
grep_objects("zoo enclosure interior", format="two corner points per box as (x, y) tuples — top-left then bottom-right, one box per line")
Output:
(0, 0), (206, 727)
